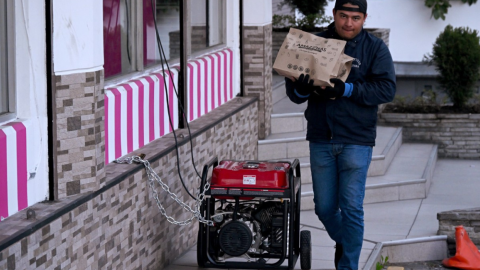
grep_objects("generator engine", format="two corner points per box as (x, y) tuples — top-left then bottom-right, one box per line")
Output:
(210, 200), (286, 258)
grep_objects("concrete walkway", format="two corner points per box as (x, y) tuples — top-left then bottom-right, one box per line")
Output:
(164, 159), (480, 270)
(164, 74), (480, 270)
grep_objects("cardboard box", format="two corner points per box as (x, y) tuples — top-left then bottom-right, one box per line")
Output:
(273, 28), (354, 87)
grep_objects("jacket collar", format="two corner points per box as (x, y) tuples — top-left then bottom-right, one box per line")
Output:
(326, 22), (365, 48)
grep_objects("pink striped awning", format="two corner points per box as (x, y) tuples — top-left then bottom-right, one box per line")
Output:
(104, 70), (179, 164)
(0, 122), (28, 220)
(185, 48), (234, 122)
(104, 48), (236, 164)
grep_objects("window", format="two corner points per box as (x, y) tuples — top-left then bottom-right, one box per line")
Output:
(103, 0), (226, 80)
(0, 0), (15, 122)
(190, 0), (224, 55)
(103, 0), (135, 78)
(207, 0), (224, 48)
(0, 3), (7, 115)
(152, 0), (181, 63)
(103, 0), (182, 79)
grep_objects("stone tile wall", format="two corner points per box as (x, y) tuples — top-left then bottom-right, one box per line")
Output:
(243, 24), (273, 140)
(0, 97), (258, 270)
(379, 113), (480, 159)
(437, 208), (480, 256)
(272, 31), (287, 74)
(55, 70), (106, 199)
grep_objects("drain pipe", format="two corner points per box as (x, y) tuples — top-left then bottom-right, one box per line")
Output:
(45, 0), (57, 200)
(239, 0), (244, 97)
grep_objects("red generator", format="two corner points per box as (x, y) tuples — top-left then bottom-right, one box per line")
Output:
(197, 158), (311, 270)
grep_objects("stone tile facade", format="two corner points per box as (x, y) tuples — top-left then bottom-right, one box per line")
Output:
(0, 97), (258, 270)
(243, 24), (273, 140)
(55, 70), (106, 199)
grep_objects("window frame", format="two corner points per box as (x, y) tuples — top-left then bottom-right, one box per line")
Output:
(104, 0), (227, 87)
(0, 0), (16, 123)
(103, 0), (228, 129)
(205, 0), (225, 48)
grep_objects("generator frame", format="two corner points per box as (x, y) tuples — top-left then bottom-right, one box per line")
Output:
(196, 158), (305, 270)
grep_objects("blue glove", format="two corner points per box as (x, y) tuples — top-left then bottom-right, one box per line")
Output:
(319, 78), (353, 99)
(288, 74), (315, 97)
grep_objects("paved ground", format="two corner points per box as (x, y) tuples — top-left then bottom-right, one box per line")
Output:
(385, 261), (448, 270)
(164, 159), (480, 270)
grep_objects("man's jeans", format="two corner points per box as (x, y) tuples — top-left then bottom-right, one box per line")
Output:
(309, 142), (373, 270)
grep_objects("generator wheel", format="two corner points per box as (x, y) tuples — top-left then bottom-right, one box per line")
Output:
(197, 229), (206, 268)
(300, 230), (311, 270)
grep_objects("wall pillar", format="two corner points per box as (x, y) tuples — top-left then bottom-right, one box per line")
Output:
(52, 0), (105, 199)
(54, 70), (105, 198)
(243, 0), (273, 140)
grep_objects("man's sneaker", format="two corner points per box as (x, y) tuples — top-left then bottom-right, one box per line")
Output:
(334, 243), (343, 269)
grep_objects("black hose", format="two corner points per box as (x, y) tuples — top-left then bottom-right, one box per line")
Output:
(150, 0), (203, 200)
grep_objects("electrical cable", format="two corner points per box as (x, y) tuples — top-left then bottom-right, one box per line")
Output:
(124, 0), (131, 64)
(150, 0), (203, 199)
(151, 0), (202, 180)
(150, 0), (194, 199)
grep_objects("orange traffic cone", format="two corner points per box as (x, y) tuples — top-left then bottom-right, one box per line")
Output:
(442, 225), (480, 270)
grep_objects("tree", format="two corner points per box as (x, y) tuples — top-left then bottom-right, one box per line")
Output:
(282, 0), (330, 16)
(425, 0), (478, 20)
(425, 25), (480, 108)
(275, 0), (332, 31)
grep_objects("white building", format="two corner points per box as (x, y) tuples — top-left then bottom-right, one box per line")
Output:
(0, 1), (273, 269)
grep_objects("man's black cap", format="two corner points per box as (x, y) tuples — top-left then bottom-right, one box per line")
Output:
(334, 0), (367, 14)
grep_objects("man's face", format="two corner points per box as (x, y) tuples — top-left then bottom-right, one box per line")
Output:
(333, 3), (367, 40)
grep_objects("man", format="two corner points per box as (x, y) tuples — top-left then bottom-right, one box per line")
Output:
(285, 0), (396, 269)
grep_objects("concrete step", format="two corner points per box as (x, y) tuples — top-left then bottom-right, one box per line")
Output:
(259, 126), (402, 178)
(300, 143), (438, 210)
(271, 113), (306, 134)
(258, 131), (308, 160)
(272, 79), (286, 105)
(272, 94), (308, 115)
(364, 236), (448, 270)
(368, 126), (402, 177)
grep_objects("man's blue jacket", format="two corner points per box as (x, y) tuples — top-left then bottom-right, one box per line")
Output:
(286, 23), (396, 146)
